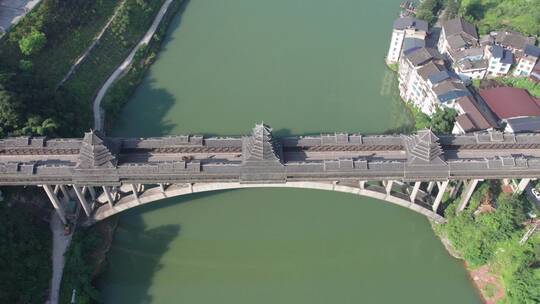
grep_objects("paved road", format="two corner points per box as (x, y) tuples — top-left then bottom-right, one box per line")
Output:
(0, 0), (41, 34)
(47, 212), (73, 304)
(93, 0), (175, 131)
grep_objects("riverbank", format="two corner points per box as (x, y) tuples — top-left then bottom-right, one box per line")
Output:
(430, 181), (540, 303)
(97, 0), (188, 131)
(58, 218), (119, 303)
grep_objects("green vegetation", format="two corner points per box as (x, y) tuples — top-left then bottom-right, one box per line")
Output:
(0, 0), (122, 138)
(18, 30), (47, 55)
(441, 0), (461, 20)
(431, 107), (457, 134)
(0, 0), (170, 139)
(415, 0), (443, 26)
(59, 227), (104, 304)
(0, 1), (181, 302)
(459, 0), (540, 36)
(0, 191), (52, 304)
(386, 63), (398, 73)
(496, 77), (540, 99)
(406, 103), (457, 134)
(63, 0), (167, 115)
(440, 182), (540, 303)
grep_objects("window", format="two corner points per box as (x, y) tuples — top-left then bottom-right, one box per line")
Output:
(500, 67), (506, 72)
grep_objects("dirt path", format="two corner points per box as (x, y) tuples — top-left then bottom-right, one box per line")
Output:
(47, 212), (73, 304)
(93, 0), (175, 131)
(57, 0), (127, 87)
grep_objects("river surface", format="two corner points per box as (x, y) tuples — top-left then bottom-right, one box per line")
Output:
(102, 0), (482, 303)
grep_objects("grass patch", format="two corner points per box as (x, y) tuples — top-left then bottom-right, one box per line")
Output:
(496, 77), (540, 99)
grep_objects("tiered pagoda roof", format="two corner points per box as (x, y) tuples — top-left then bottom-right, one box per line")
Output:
(77, 130), (117, 168)
(404, 129), (446, 165)
(242, 123), (283, 164)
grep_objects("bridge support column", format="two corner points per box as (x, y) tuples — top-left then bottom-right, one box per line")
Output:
(131, 184), (140, 202)
(427, 181), (435, 193)
(359, 181), (366, 190)
(159, 183), (166, 192)
(449, 181), (462, 200)
(82, 186), (97, 201)
(410, 181), (421, 202)
(102, 186), (115, 209)
(516, 178), (532, 194)
(433, 180), (449, 213)
(73, 186), (92, 217)
(43, 185), (67, 225)
(385, 180), (394, 195)
(457, 179), (480, 213)
(59, 185), (72, 203)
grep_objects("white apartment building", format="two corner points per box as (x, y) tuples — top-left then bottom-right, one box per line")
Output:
(398, 48), (471, 115)
(486, 45), (513, 77)
(386, 17), (428, 64)
(513, 44), (540, 77)
(438, 17), (478, 56)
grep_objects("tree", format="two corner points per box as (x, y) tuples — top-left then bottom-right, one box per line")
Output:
(0, 90), (22, 137)
(19, 59), (33, 72)
(20, 116), (58, 136)
(443, 0), (461, 20)
(415, 0), (442, 25)
(430, 107), (457, 134)
(18, 30), (47, 56)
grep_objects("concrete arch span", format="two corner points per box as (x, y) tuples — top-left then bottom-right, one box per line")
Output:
(88, 181), (446, 225)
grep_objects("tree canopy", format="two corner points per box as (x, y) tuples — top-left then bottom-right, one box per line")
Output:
(18, 30), (47, 56)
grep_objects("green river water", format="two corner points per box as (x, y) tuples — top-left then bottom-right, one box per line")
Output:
(102, 0), (483, 302)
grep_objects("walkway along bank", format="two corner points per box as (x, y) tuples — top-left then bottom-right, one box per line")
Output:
(1, 123), (539, 225)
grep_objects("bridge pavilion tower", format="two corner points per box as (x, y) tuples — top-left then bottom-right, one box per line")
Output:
(240, 123), (286, 183)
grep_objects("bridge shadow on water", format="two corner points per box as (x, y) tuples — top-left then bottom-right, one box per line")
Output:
(97, 190), (235, 303)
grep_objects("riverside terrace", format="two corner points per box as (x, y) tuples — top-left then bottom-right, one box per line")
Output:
(1, 123), (540, 225)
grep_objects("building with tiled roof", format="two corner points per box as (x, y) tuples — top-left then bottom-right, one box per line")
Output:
(486, 45), (513, 77)
(386, 17), (428, 64)
(452, 96), (498, 134)
(438, 17), (479, 55)
(514, 44), (540, 77)
(480, 87), (540, 120)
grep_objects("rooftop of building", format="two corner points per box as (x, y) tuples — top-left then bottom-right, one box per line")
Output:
(451, 47), (484, 61)
(491, 45), (514, 64)
(455, 96), (498, 132)
(524, 44), (540, 58)
(505, 116), (540, 133)
(480, 86), (540, 120)
(433, 80), (471, 102)
(492, 31), (536, 51)
(417, 61), (446, 81)
(404, 47), (441, 67)
(457, 58), (488, 71)
(403, 37), (426, 55)
(443, 17), (478, 41)
(393, 17), (429, 32)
